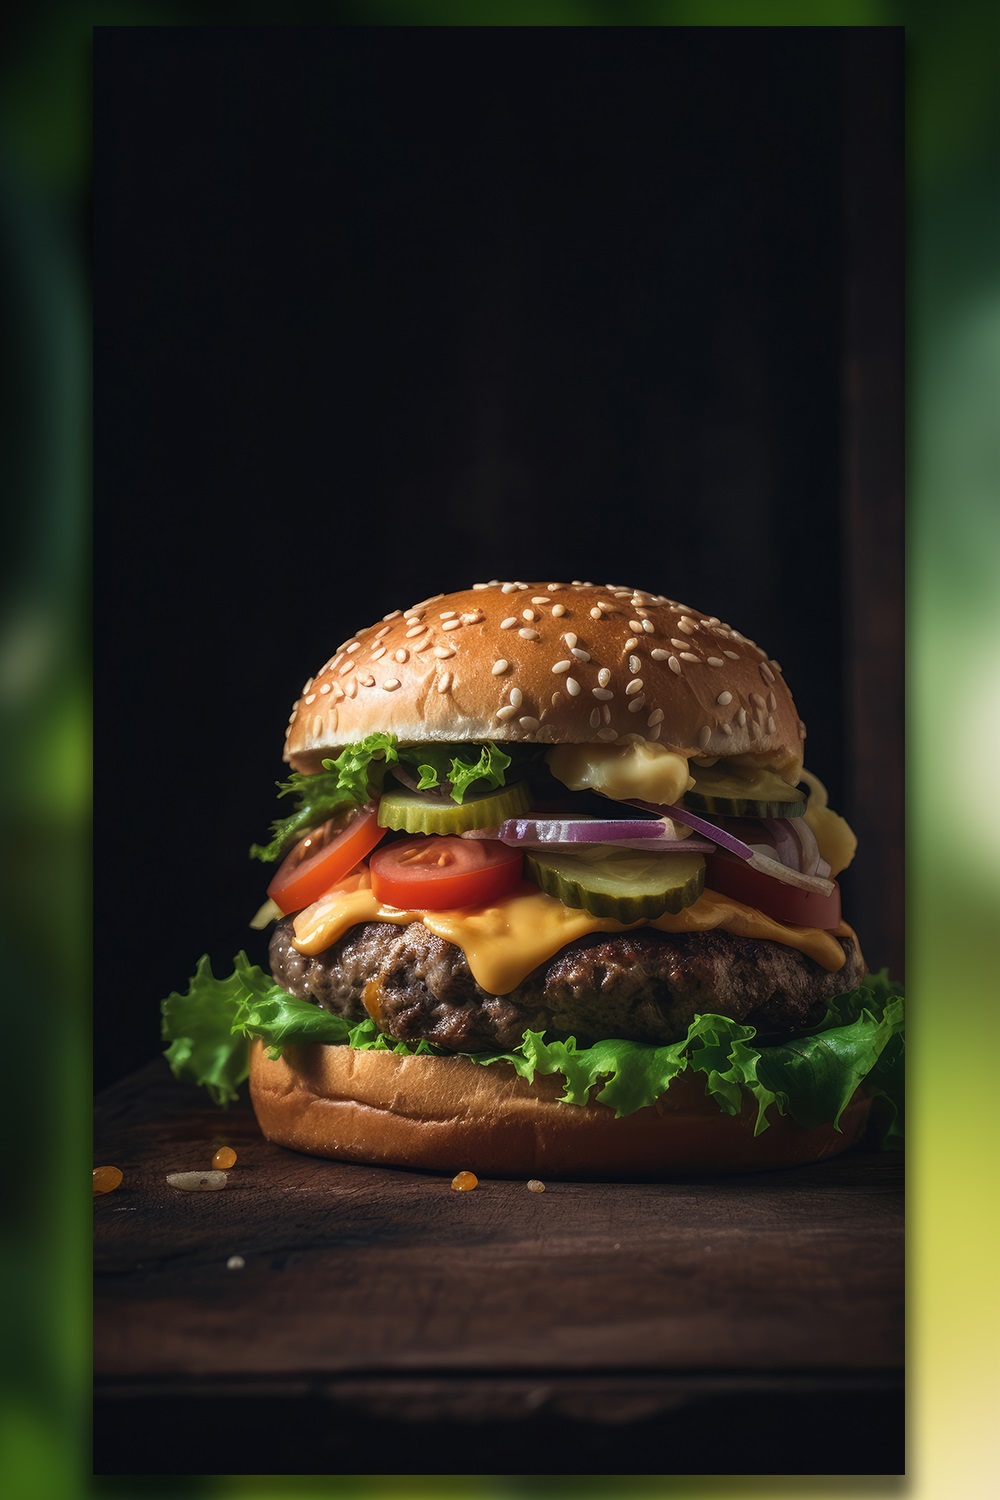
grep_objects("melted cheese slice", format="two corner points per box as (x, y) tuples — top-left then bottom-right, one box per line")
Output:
(292, 868), (852, 995)
(547, 739), (694, 806)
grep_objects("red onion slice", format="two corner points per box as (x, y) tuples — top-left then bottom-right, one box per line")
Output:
(463, 817), (715, 853)
(628, 801), (836, 896)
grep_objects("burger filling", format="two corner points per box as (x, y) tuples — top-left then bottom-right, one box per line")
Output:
(162, 730), (903, 1139)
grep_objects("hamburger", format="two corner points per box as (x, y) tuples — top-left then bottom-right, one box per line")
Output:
(162, 580), (903, 1176)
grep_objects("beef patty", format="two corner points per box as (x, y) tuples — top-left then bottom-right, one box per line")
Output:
(269, 918), (865, 1053)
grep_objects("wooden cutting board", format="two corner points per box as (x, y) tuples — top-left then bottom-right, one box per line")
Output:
(94, 1060), (903, 1476)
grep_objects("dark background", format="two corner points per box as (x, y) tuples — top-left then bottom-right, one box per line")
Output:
(94, 26), (902, 1090)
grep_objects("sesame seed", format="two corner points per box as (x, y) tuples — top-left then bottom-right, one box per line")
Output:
(566, 677), (581, 696)
(671, 639), (688, 650)
(384, 679), (401, 691)
(602, 704), (612, 723)
(439, 610), (457, 620)
(433, 645), (455, 659)
(372, 646), (386, 660)
(767, 715), (776, 735)
(571, 647), (590, 662)
(698, 726), (712, 748)
(724, 650), (740, 660)
(375, 625), (391, 639)
(552, 603), (567, 617)
(629, 620), (642, 632)
(406, 625), (427, 638)
(442, 619), (462, 631)
(647, 722), (662, 740)
(519, 628), (540, 641)
(592, 687), (614, 701)
(532, 596), (550, 606)
(383, 609), (402, 621)
(680, 652), (699, 664)
(596, 727), (618, 741)
(738, 708), (748, 726)
(345, 643), (360, 654)
(438, 673), (452, 693)
(651, 648), (669, 661)
(521, 609), (536, 623)
(394, 649), (409, 663)
(641, 620), (655, 634)
(345, 677), (358, 698)
(771, 660), (782, 673)
(501, 617), (518, 629)
(668, 656), (681, 675)
(629, 654), (641, 674)
(564, 632), (578, 648)
(647, 708), (664, 726)
(626, 678), (643, 695)
(552, 660), (572, 673)
(679, 618), (696, 634)
(547, 583), (564, 591)
(760, 662), (775, 684)
(415, 636), (435, 652)
(751, 693), (766, 709)
(509, 687), (523, 709)
(304, 693), (316, 705)
(590, 607), (603, 619)
(360, 674), (375, 687)
(332, 685), (344, 703)
(707, 657), (724, 667)
(717, 691), (733, 706)
(625, 636), (639, 650)
(627, 695), (646, 713)
(519, 716), (540, 730)
(590, 708), (601, 728)
(319, 683), (331, 695)
(492, 659), (509, 675)
(768, 692), (777, 710)
(496, 704), (517, 721)
(339, 660), (355, 676)
(311, 714), (323, 736)
(501, 582), (518, 593)
(598, 667), (611, 687)
(472, 582), (488, 590)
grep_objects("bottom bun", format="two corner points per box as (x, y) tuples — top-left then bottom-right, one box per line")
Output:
(248, 1040), (872, 1178)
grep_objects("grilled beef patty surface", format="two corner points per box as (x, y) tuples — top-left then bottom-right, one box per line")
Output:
(269, 918), (864, 1052)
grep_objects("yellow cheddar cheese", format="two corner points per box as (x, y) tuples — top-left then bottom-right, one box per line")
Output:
(292, 868), (852, 995)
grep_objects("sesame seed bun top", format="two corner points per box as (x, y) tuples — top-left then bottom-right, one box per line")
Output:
(283, 581), (805, 780)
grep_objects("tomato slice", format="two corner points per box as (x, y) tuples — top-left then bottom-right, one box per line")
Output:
(704, 853), (842, 929)
(369, 835), (523, 911)
(267, 805), (385, 914)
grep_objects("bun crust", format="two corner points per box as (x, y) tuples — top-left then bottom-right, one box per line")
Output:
(248, 1040), (871, 1178)
(283, 582), (804, 778)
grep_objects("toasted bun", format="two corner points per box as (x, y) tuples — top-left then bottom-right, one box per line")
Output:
(283, 581), (804, 778)
(248, 1040), (871, 1178)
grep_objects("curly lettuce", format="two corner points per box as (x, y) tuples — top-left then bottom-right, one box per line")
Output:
(162, 958), (904, 1142)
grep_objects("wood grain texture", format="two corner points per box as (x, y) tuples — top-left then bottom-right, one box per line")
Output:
(94, 1061), (902, 1472)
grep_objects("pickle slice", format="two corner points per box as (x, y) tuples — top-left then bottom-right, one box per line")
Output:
(524, 846), (705, 921)
(683, 765), (806, 819)
(377, 780), (532, 835)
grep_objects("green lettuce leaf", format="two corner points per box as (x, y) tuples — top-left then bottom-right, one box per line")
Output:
(250, 732), (400, 863)
(162, 958), (904, 1142)
(399, 741), (512, 803)
(160, 956), (253, 1105)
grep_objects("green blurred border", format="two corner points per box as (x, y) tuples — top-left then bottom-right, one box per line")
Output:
(1, 2), (995, 1495)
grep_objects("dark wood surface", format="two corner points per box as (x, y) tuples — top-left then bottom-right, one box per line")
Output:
(94, 1061), (903, 1475)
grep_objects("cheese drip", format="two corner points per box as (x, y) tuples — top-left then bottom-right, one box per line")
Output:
(292, 868), (852, 995)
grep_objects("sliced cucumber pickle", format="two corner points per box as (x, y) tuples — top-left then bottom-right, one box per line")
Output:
(377, 780), (531, 835)
(683, 764), (806, 819)
(524, 846), (705, 921)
